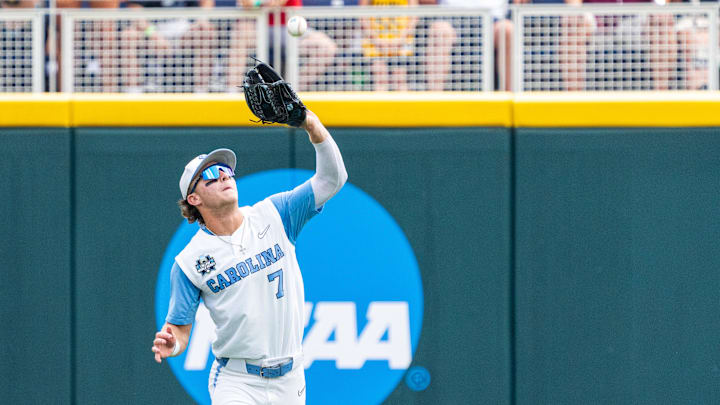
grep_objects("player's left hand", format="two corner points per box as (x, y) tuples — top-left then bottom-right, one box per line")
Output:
(242, 60), (307, 127)
(151, 326), (177, 364)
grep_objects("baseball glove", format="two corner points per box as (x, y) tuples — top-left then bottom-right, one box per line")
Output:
(242, 60), (307, 127)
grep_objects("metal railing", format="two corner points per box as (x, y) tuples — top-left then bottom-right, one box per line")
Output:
(513, 4), (719, 91)
(61, 8), (266, 93)
(0, 10), (44, 92)
(1, 5), (719, 93)
(284, 6), (493, 91)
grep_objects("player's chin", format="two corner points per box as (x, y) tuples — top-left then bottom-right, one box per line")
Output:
(222, 194), (238, 206)
(223, 187), (237, 200)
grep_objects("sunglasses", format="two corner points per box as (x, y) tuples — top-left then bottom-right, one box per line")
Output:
(189, 164), (235, 195)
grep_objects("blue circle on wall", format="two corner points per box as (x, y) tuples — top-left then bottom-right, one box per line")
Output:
(405, 366), (431, 391)
(155, 169), (423, 405)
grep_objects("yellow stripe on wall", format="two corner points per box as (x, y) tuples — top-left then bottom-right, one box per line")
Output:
(302, 92), (513, 127)
(0, 94), (70, 127)
(514, 92), (720, 128)
(71, 94), (257, 127)
(0, 92), (719, 128)
(71, 93), (513, 128)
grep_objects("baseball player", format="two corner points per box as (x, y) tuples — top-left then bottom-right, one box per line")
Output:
(151, 109), (347, 405)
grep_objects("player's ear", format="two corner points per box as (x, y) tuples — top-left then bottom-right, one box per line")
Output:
(187, 193), (202, 207)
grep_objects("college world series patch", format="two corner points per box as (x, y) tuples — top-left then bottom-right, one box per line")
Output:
(195, 255), (216, 274)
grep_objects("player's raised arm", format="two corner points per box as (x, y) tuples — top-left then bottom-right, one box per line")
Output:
(302, 110), (348, 207)
(152, 323), (192, 363)
(300, 109), (329, 144)
(243, 60), (347, 207)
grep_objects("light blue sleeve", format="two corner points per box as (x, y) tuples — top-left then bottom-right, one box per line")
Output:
(165, 262), (201, 325)
(269, 179), (322, 245)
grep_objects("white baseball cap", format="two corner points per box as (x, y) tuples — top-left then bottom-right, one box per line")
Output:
(179, 148), (237, 200)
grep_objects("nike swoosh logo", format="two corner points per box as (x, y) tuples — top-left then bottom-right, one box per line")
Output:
(298, 385), (306, 396)
(258, 224), (270, 239)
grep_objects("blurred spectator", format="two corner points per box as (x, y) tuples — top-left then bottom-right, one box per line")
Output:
(645, 0), (682, 90)
(679, 0), (720, 88)
(300, 0), (362, 91)
(304, 0), (359, 3)
(493, 0), (525, 91)
(122, 0), (216, 93)
(296, 1), (339, 89)
(478, 0), (594, 91)
(226, 0), (337, 91)
(1, 0), (38, 8)
(676, 10), (709, 90)
(418, 0), (455, 91)
(425, 0), (680, 91)
(359, 0), (418, 91)
(0, 0), (39, 40)
(565, 0), (682, 91)
(557, 0), (594, 91)
(0, 0), (39, 32)
(52, 0), (122, 92)
(421, 0), (518, 91)
(483, 0), (675, 91)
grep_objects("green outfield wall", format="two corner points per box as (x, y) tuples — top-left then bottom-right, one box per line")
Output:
(2, 95), (720, 405)
(514, 127), (720, 404)
(1, 129), (72, 404)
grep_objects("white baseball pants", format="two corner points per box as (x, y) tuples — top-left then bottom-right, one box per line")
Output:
(208, 356), (306, 405)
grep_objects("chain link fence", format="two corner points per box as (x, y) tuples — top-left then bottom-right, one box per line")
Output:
(0, 10), (43, 92)
(514, 4), (718, 91)
(284, 7), (493, 92)
(62, 9), (265, 93)
(1, 5), (718, 93)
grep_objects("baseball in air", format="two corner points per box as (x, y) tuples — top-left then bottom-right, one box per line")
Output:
(287, 16), (307, 37)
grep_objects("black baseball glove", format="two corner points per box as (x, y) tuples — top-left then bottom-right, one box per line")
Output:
(242, 60), (307, 127)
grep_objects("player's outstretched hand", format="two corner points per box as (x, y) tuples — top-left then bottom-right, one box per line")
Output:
(152, 326), (176, 364)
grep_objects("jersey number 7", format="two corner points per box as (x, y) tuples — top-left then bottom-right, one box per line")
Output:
(267, 269), (285, 299)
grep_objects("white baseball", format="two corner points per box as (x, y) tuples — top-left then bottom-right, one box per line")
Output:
(287, 16), (307, 37)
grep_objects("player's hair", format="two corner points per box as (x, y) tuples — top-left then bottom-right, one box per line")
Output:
(178, 198), (205, 225)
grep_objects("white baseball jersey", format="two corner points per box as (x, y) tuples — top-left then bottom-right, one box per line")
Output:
(167, 181), (320, 360)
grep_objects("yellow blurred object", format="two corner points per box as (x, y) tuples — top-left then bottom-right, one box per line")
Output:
(362, 0), (414, 58)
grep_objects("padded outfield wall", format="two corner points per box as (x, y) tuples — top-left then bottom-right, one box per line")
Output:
(1, 94), (719, 405)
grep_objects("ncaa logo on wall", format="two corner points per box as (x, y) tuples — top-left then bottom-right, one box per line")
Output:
(155, 169), (424, 405)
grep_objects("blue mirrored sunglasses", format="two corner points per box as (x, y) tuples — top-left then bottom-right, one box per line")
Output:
(189, 164), (235, 195)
